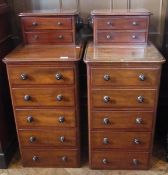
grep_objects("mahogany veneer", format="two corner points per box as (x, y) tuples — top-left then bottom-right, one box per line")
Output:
(19, 10), (79, 45)
(91, 9), (151, 45)
(84, 43), (165, 169)
(3, 44), (83, 167)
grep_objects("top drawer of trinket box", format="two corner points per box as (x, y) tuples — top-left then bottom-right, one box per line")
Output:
(94, 16), (148, 30)
(22, 17), (73, 31)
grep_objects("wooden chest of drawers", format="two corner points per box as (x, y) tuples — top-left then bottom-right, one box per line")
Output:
(91, 9), (151, 45)
(84, 43), (165, 169)
(3, 44), (83, 167)
(19, 10), (78, 45)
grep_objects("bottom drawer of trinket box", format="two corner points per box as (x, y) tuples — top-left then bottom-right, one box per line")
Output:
(21, 148), (80, 167)
(91, 150), (150, 170)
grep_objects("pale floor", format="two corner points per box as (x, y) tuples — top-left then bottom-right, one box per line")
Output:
(1, 144), (168, 175)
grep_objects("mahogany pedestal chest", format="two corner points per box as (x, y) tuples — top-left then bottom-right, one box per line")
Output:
(84, 43), (165, 169)
(3, 44), (83, 167)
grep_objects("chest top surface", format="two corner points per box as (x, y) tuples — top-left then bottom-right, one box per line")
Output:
(84, 42), (165, 64)
(19, 9), (78, 17)
(91, 8), (151, 16)
(4, 44), (82, 63)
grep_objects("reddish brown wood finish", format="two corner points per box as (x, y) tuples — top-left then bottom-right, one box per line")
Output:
(19, 129), (77, 147)
(91, 67), (159, 87)
(22, 17), (72, 30)
(96, 31), (147, 44)
(4, 44), (83, 167)
(12, 87), (75, 107)
(84, 42), (165, 170)
(8, 66), (74, 85)
(19, 11), (77, 45)
(15, 109), (76, 128)
(92, 9), (151, 45)
(91, 151), (150, 170)
(95, 16), (148, 30)
(21, 148), (79, 167)
(91, 131), (151, 150)
(25, 31), (73, 45)
(90, 111), (153, 130)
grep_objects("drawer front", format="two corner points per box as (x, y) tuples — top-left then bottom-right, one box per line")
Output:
(96, 31), (146, 44)
(22, 17), (72, 30)
(91, 131), (151, 150)
(15, 109), (76, 128)
(91, 68), (159, 87)
(91, 89), (156, 109)
(22, 149), (79, 167)
(25, 32), (73, 44)
(19, 129), (77, 147)
(95, 16), (148, 30)
(91, 151), (149, 170)
(12, 88), (75, 107)
(8, 66), (74, 85)
(90, 111), (153, 130)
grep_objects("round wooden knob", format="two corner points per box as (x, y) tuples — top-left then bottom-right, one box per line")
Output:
(20, 73), (28, 80)
(24, 95), (31, 101)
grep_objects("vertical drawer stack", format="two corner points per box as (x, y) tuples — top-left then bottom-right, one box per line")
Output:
(4, 45), (82, 167)
(84, 8), (165, 170)
(92, 9), (151, 45)
(19, 10), (78, 45)
(4, 9), (83, 167)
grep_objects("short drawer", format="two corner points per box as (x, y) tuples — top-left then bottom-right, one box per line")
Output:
(95, 16), (148, 30)
(22, 17), (72, 30)
(19, 129), (77, 147)
(8, 66), (74, 85)
(15, 109), (76, 128)
(91, 131), (151, 150)
(91, 151), (150, 170)
(12, 88), (75, 107)
(91, 89), (156, 109)
(91, 68), (159, 87)
(25, 32), (73, 44)
(96, 31), (146, 44)
(22, 148), (79, 167)
(90, 111), (153, 130)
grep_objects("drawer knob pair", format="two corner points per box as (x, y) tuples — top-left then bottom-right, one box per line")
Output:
(59, 136), (65, 143)
(55, 73), (63, 80)
(32, 22), (38, 26)
(133, 138), (141, 145)
(104, 74), (110, 81)
(30, 136), (36, 143)
(59, 116), (65, 123)
(20, 73), (28, 80)
(103, 118), (110, 125)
